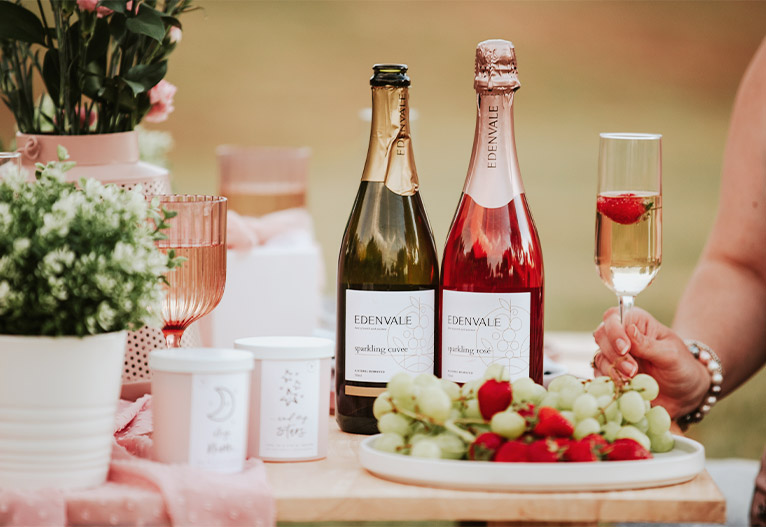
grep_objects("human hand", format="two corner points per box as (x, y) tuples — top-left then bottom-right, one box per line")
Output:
(592, 307), (710, 419)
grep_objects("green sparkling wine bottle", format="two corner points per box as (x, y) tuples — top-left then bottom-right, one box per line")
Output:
(336, 65), (439, 435)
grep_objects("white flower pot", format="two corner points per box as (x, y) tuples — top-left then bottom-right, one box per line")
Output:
(0, 332), (127, 490)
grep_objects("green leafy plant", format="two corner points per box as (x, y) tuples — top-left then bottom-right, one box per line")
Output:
(0, 147), (184, 336)
(0, 0), (194, 134)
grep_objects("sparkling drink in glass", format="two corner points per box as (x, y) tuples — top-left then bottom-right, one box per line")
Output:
(594, 133), (662, 321)
(155, 195), (227, 348)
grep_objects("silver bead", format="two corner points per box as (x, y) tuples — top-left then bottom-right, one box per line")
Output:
(706, 395), (717, 406)
(701, 404), (711, 414)
(699, 350), (711, 363)
(711, 385), (722, 394)
(712, 372), (723, 385)
(707, 360), (720, 372)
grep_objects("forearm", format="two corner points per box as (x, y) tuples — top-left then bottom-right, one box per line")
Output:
(673, 254), (766, 397)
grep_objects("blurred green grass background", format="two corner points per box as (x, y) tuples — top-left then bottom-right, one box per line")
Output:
(2, 1), (765, 459)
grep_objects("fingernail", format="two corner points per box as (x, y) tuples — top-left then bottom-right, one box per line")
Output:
(620, 360), (637, 377)
(616, 338), (630, 355)
(632, 325), (641, 341)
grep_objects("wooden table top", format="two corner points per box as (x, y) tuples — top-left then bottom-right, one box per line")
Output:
(265, 417), (726, 525)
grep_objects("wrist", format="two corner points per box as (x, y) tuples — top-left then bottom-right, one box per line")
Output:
(677, 339), (724, 430)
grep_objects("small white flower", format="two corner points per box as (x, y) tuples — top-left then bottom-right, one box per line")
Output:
(96, 301), (116, 330)
(13, 238), (30, 254)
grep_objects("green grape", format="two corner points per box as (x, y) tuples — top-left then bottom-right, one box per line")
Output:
(601, 421), (621, 442)
(618, 391), (646, 423)
(646, 406), (671, 435)
(561, 410), (576, 425)
(630, 373), (660, 401)
(411, 439), (442, 458)
(539, 392), (560, 409)
(377, 412), (411, 436)
(548, 374), (581, 393)
(373, 392), (394, 419)
(645, 400), (652, 413)
(414, 373), (439, 388)
(409, 432), (430, 445)
(573, 393), (599, 420)
(616, 425), (651, 451)
(574, 417), (600, 439)
(433, 433), (466, 460)
(512, 377), (546, 405)
(463, 398), (482, 419)
(388, 372), (414, 400)
(374, 432), (405, 453)
(649, 430), (675, 453)
(439, 379), (461, 401)
(449, 407), (462, 420)
(586, 376), (615, 398)
(558, 384), (584, 411)
(634, 417), (649, 434)
(490, 411), (526, 440)
(416, 386), (451, 424)
(597, 395), (621, 422)
(483, 363), (507, 381)
(460, 379), (481, 399)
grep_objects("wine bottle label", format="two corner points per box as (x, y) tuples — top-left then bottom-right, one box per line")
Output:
(345, 289), (435, 383)
(441, 290), (531, 383)
(258, 359), (321, 459)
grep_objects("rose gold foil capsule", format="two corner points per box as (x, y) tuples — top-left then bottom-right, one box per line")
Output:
(474, 39), (521, 92)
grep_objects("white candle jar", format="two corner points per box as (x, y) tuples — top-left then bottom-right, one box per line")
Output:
(149, 348), (254, 473)
(234, 337), (333, 462)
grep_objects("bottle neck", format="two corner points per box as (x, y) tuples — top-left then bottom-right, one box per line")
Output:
(463, 91), (524, 208)
(361, 86), (419, 196)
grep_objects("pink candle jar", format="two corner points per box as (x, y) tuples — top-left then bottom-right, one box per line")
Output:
(149, 348), (254, 473)
(233, 337), (333, 462)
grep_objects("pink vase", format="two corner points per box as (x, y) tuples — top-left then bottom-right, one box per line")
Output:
(16, 131), (200, 398)
(16, 131), (171, 195)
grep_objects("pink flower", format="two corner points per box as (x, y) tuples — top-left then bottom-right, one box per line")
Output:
(145, 80), (177, 123)
(79, 107), (97, 128)
(76, 0), (113, 17)
(168, 26), (182, 44)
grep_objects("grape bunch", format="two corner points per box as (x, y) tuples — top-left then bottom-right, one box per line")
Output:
(372, 365), (674, 462)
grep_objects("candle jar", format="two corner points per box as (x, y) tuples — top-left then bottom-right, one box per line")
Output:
(149, 348), (254, 473)
(234, 337), (333, 462)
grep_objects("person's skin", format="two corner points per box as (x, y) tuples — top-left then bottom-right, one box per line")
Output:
(592, 36), (766, 421)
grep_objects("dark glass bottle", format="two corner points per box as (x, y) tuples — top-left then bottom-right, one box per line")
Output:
(336, 65), (439, 434)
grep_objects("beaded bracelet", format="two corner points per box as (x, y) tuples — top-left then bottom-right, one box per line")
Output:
(677, 339), (724, 430)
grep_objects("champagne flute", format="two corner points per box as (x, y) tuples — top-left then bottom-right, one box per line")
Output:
(156, 195), (227, 348)
(0, 152), (21, 179)
(595, 133), (662, 322)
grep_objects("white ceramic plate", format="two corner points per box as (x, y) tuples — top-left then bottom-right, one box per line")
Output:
(359, 435), (705, 492)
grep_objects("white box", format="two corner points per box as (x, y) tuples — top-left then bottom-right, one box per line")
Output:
(199, 244), (322, 347)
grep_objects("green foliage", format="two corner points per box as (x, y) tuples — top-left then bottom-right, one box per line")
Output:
(0, 0), (195, 134)
(0, 147), (184, 336)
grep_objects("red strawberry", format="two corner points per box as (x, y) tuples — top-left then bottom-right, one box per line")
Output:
(477, 379), (513, 420)
(604, 438), (652, 461)
(528, 438), (561, 462)
(468, 432), (505, 461)
(494, 440), (529, 462)
(596, 193), (652, 225)
(564, 439), (599, 462)
(532, 407), (574, 438)
(583, 433), (609, 451)
(517, 402), (536, 419)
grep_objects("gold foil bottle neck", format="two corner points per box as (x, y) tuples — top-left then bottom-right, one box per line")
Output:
(474, 39), (521, 92)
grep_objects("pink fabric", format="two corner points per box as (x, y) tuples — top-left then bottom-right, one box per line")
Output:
(0, 396), (276, 527)
(226, 208), (314, 249)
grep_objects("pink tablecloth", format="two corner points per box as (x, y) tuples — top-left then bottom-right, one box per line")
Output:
(0, 396), (276, 527)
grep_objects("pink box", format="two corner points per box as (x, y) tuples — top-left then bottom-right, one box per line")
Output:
(234, 337), (332, 462)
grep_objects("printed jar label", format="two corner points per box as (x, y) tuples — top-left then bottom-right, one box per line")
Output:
(188, 372), (250, 473)
(441, 290), (531, 383)
(259, 359), (320, 459)
(345, 289), (435, 383)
